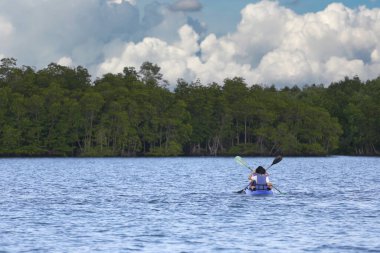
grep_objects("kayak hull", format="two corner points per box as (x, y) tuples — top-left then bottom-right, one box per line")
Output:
(245, 189), (274, 196)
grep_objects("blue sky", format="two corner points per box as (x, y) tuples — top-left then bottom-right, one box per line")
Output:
(136, 0), (380, 35)
(1, 0), (380, 87)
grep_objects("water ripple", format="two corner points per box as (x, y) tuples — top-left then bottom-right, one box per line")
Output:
(0, 157), (379, 252)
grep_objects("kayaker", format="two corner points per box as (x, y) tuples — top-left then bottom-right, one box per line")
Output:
(248, 166), (273, 191)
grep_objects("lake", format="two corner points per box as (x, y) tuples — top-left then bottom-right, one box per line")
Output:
(0, 156), (379, 252)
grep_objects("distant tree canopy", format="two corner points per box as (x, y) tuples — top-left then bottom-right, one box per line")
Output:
(0, 58), (379, 156)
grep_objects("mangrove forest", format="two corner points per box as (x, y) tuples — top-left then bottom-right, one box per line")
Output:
(0, 58), (379, 157)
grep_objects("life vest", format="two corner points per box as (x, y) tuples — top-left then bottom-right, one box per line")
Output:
(253, 174), (269, 190)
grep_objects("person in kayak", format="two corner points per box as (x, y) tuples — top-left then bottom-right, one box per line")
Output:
(248, 166), (273, 191)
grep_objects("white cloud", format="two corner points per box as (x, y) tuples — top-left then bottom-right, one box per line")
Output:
(255, 49), (315, 85)
(324, 57), (365, 82)
(1, 1), (380, 88)
(0, 0), (141, 71)
(371, 48), (380, 62)
(57, 56), (73, 67)
(99, 25), (200, 82)
(0, 16), (13, 47)
(99, 1), (380, 88)
(0, 16), (13, 36)
(0, 0), (202, 74)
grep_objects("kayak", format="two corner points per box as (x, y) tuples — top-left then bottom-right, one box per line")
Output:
(245, 188), (274, 196)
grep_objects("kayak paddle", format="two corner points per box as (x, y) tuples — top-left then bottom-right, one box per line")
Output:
(271, 185), (282, 194)
(234, 156), (254, 171)
(266, 155), (282, 170)
(235, 156), (283, 194)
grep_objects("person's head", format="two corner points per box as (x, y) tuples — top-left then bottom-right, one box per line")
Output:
(255, 166), (266, 175)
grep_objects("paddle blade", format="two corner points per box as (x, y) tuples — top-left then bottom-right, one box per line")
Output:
(235, 183), (250, 194)
(271, 156), (282, 166)
(234, 156), (253, 171)
(235, 156), (249, 168)
(235, 188), (246, 194)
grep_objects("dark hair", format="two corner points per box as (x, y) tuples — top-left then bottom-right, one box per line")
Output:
(255, 166), (266, 175)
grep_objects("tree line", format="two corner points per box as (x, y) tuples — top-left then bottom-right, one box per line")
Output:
(0, 58), (379, 156)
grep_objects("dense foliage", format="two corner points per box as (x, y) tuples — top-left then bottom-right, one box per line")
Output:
(0, 58), (379, 156)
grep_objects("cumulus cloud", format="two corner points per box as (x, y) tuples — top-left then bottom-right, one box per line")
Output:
(57, 56), (73, 67)
(99, 25), (200, 82)
(170, 0), (203, 12)
(1, 0), (380, 88)
(0, 0), (143, 73)
(0, 0), (205, 74)
(100, 1), (380, 88)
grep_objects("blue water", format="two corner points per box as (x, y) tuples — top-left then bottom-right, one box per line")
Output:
(0, 157), (379, 252)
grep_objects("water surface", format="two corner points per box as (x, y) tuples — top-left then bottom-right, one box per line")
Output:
(0, 157), (379, 252)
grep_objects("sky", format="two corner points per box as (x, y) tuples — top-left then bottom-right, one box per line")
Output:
(1, 0), (380, 88)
